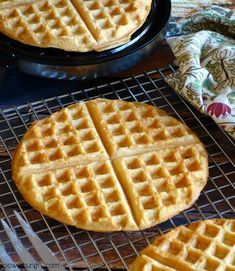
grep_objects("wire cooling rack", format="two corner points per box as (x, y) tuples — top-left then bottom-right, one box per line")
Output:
(0, 66), (234, 271)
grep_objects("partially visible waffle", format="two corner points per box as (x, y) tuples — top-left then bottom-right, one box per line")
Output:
(0, 0), (97, 51)
(87, 99), (199, 159)
(0, 0), (152, 52)
(12, 102), (108, 180)
(18, 160), (137, 231)
(129, 219), (235, 270)
(12, 98), (208, 232)
(113, 144), (208, 229)
(71, 0), (150, 51)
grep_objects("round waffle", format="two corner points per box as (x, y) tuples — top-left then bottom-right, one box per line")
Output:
(0, 0), (152, 52)
(12, 99), (208, 231)
(129, 219), (235, 270)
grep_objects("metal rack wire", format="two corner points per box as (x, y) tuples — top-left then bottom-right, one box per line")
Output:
(0, 66), (234, 270)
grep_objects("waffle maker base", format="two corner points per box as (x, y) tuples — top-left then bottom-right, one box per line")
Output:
(0, 0), (171, 80)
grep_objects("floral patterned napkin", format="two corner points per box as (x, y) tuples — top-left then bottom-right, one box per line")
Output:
(165, 6), (235, 139)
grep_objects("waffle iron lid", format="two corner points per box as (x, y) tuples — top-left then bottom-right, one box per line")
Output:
(0, 0), (171, 66)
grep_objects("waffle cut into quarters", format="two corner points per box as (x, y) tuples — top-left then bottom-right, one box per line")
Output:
(0, 0), (152, 52)
(12, 98), (208, 232)
(129, 219), (235, 271)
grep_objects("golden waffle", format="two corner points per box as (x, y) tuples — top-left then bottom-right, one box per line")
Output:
(12, 102), (108, 179)
(0, 0), (152, 52)
(129, 219), (235, 271)
(113, 144), (208, 229)
(87, 99), (199, 159)
(12, 98), (208, 232)
(18, 161), (137, 231)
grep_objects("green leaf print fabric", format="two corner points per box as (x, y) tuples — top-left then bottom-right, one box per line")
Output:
(166, 6), (235, 139)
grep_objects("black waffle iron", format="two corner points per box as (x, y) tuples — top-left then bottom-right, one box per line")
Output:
(0, 0), (171, 80)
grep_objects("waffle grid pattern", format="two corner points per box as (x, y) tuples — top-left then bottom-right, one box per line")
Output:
(16, 103), (108, 172)
(114, 144), (207, 229)
(87, 99), (197, 159)
(20, 161), (136, 231)
(130, 220), (235, 271)
(0, 66), (234, 270)
(0, 0), (151, 51)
